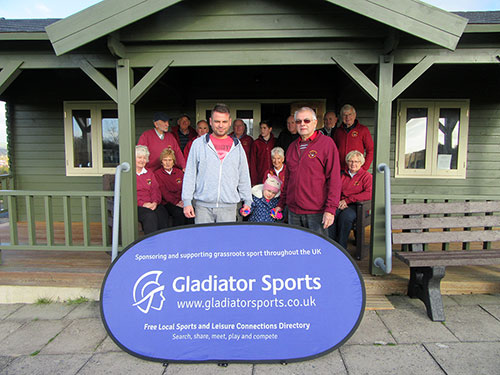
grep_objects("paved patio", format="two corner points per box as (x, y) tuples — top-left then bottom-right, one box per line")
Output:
(1, 294), (499, 374)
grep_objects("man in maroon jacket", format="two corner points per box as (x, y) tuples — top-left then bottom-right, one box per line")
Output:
(137, 112), (185, 172)
(333, 104), (374, 171)
(277, 107), (341, 236)
(171, 114), (197, 152)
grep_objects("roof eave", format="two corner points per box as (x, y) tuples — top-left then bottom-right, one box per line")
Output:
(0, 32), (49, 41)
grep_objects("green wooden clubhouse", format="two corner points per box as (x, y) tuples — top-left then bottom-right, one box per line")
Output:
(1, 0), (499, 275)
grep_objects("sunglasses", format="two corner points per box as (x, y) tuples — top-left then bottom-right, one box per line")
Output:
(295, 119), (313, 124)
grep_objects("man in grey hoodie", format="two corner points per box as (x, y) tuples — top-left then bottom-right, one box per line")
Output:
(182, 103), (252, 224)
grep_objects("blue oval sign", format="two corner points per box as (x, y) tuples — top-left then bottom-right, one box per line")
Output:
(101, 223), (365, 363)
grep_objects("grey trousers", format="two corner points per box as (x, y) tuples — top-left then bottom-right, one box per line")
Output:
(194, 203), (237, 224)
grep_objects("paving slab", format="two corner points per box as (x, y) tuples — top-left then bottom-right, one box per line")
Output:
(40, 318), (107, 354)
(0, 321), (24, 341)
(377, 308), (458, 344)
(78, 352), (166, 374)
(387, 295), (458, 310)
(0, 354), (92, 375)
(340, 344), (445, 375)
(345, 310), (396, 345)
(0, 304), (23, 320)
(64, 301), (101, 319)
(424, 342), (500, 375)
(441, 305), (500, 341)
(95, 335), (122, 353)
(8, 303), (76, 320)
(167, 363), (252, 375)
(449, 294), (500, 306)
(253, 350), (346, 375)
(0, 356), (14, 372)
(0, 320), (70, 356)
(481, 304), (500, 320)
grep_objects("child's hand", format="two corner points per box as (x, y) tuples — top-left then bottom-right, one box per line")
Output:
(271, 208), (283, 220)
(240, 205), (251, 216)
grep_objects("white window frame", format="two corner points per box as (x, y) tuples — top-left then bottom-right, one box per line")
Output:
(63, 101), (118, 176)
(395, 99), (469, 179)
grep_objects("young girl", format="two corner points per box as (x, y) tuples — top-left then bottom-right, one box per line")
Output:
(248, 174), (282, 222)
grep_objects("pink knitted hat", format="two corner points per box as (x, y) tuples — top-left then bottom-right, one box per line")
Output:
(263, 174), (281, 194)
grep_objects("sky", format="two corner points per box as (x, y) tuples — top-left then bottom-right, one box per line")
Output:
(0, 0), (499, 146)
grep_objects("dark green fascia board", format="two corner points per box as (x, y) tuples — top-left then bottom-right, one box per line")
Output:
(465, 24), (500, 33)
(0, 32), (49, 40)
(46, 0), (182, 56)
(325, 0), (467, 50)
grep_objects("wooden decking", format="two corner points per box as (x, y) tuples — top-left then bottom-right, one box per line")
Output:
(1, 223), (500, 307)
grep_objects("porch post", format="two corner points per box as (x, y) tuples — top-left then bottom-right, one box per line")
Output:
(370, 55), (394, 275)
(116, 59), (138, 245)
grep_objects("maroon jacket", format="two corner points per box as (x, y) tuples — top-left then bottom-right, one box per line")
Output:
(137, 129), (185, 171)
(171, 125), (197, 151)
(249, 134), (276, 185)
(333, 121), (374, 171)
(340, 168), (372, 204)
(230, 132), (253, 162)
(136, 169), (162, 207)
(154, 167), (184, 205)
(263, 165), (288, 193)
(279, 132), (341, 215)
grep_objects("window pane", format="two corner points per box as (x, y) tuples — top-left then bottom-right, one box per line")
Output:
(72, 110), (92, 168)
(404, 108), (427, 169)
(236, 110), (254, 135)
(437, 108), (460, 170)
(102, 109), (119, 168)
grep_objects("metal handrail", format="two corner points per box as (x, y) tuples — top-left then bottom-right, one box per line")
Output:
(111, 162), (130, 262)
(373, 163), (392, 274)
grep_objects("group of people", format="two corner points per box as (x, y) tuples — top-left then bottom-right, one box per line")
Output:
(134, 102), (374, 251)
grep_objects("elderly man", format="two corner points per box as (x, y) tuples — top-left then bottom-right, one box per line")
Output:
(182, 104), (252, 224)
(137, 112), (185, 171)
(277, 115), (299, 153)
(230, 118), (253, 162)
(277, 107), (341, 236)
(333, 104), (374, 171)
(171, 114), (197, 152)
(320, 111), (338, 137)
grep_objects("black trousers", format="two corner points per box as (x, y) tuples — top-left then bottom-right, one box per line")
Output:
(138, 205), (169, 234)
(165, 203), (194, 227)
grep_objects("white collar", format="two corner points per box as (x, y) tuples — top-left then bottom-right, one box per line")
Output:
(137, 167), (148, 176)
(274, 166), (284, 174)
(349, 170), (357, 178)
(154, 129), (164, 140)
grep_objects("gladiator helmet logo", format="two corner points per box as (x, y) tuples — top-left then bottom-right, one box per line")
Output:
(132, 271), (166, 314)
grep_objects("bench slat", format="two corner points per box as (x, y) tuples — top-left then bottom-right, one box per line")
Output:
(391, 201), (500, 215)
(392, 230), (500, 244)
(392, 215), (500, 230)
(395, 250), (500, 267)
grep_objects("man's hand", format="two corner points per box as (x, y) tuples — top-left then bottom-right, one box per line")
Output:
(183, 205), (195, 218)
(322, 212), (335, 229)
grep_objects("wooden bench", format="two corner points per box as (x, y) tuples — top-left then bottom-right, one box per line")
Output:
(392, 201), (500, 321)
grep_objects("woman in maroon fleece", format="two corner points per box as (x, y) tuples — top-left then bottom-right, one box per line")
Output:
(329, 150), (372, 248)
(154, 148), (194, 227)
(250, 121), (276, 185)
(135, 145), (169, 234)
